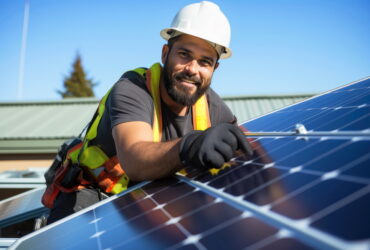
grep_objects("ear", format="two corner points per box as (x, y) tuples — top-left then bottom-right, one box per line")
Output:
(161, 45), (169, 64)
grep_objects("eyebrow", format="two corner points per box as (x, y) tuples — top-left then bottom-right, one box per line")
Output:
(178, 47), (215, 65)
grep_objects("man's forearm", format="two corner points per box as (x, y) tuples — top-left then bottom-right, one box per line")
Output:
(116, 138), (184, 182)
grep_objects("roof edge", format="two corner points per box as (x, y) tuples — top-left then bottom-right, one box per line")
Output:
(0, 97), (99, 106)
(221, 93), (316, 100)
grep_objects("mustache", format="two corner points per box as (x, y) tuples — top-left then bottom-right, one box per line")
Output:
(174, 72), (201, 86)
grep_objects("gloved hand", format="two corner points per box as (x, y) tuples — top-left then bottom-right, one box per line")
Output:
(179, 123), (253, 169)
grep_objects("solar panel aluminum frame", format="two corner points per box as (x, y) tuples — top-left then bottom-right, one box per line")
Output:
(0, 186), (48, 228)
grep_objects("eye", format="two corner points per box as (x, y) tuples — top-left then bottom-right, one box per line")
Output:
(199, 59), (212, 67)
(178, 51), (189, 58)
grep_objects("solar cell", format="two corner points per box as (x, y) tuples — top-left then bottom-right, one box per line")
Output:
(10, 77), (370, 250)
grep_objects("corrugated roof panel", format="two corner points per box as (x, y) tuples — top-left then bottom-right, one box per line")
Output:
(0, 100), (98, 139)
(29, 104), (96, 138)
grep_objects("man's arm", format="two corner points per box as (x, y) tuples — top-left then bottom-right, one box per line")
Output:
(112, 121), (183, 182)
(113, 120), (253, 183)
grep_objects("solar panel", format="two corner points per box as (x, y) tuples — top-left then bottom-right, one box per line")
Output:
(10, 77), (370, 250)
(0, 187), (47, 228)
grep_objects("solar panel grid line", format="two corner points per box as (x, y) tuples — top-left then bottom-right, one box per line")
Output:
(32, 209), (101, 249)
(238, 76), (370, 125)
(272, 138), (352, 169)
(248, 105), (369, 133)
(224, 167), (290, 201)
(189, 212), (278, 249)
(144, 178), (295, 249)
(34, 211), (96, 249)
(339, 154), (370, 181)
(162, 191), (239, 249)
(231, 140), (368, 202)
(243, 231), (285, 250)
(338, 112), (370, 131)
(100, 213), (168, 249)
(327, 153), (370, 183)
(326, 107), (370, 128)
(269, 178), (366, 220)
(229, 170), (310, 208)
(167, 210), (247, 249)
(8, 181), (151, 250)
(235, 137), (370, 174)
(91, 209), (103, 250)
(141, 187), (206, 250)
(244, 82), (370, 132)
(242, 233), (279, 250)
(178, 175), (366, 250)
(256, 157), (369, 186)
(200, 159), (257, 185)
(77, 179), (211, 249)
(238, 169), (322, 211)
(194, 136), (369, 215)
(243, 229), (299, 250)
(96, 190), (183, 248)
(301, 99), (369, 131)
(212, 163), (274, 191)
(96, 179), (280, 250)
(52, 186), (172, 250)
(89, 193), (156, 238)
(161, 192), (215, 220)
(307, 185), (370, 227)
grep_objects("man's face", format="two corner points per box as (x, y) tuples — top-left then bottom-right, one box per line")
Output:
(162, 34), (219, 106)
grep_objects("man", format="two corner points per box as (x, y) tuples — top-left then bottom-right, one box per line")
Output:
(46, 1), (252, 224)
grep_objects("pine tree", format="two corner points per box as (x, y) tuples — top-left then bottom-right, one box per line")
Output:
(58, 54), (96, 98)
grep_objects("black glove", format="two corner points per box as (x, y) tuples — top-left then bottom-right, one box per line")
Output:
(179, 123), (253, 169)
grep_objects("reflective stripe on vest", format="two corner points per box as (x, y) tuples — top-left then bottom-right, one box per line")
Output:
(70, 62), (211, 194)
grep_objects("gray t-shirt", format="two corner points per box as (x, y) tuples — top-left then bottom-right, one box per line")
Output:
(92, 70), (236, 157)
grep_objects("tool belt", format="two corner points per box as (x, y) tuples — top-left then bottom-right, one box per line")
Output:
(42, 138), (87, 208)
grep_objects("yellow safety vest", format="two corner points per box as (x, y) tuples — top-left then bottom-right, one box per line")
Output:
(69, 63), (211, 194)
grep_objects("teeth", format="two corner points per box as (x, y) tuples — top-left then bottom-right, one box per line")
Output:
(181, 79), (195, 84)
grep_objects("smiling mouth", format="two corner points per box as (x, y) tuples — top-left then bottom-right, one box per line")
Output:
(175, 76), (200, 87)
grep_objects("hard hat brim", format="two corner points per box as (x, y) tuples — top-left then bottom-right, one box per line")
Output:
(160, 28), (232, 59)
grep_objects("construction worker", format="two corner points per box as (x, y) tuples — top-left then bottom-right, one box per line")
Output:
(45, 1), (253, 224)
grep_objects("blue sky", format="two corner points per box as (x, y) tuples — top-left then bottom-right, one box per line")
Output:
(0, 0), (369, 101)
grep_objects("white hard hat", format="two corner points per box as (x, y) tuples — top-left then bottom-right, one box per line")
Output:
(160, 1), (232, 59)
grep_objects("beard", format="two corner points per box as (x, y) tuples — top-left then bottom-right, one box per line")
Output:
(162, 62), (211, 106)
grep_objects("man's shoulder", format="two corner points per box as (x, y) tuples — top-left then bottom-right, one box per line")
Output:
(118, 70), (147, 88)
(111, 69), (151, 98)
(206, 87), (236, 124)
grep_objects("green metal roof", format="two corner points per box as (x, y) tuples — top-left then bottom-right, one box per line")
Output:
(0, 94), (314, 154)
(0, 98), (98, 154)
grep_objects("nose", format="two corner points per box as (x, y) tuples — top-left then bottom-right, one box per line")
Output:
(184, 59), (199, 75)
